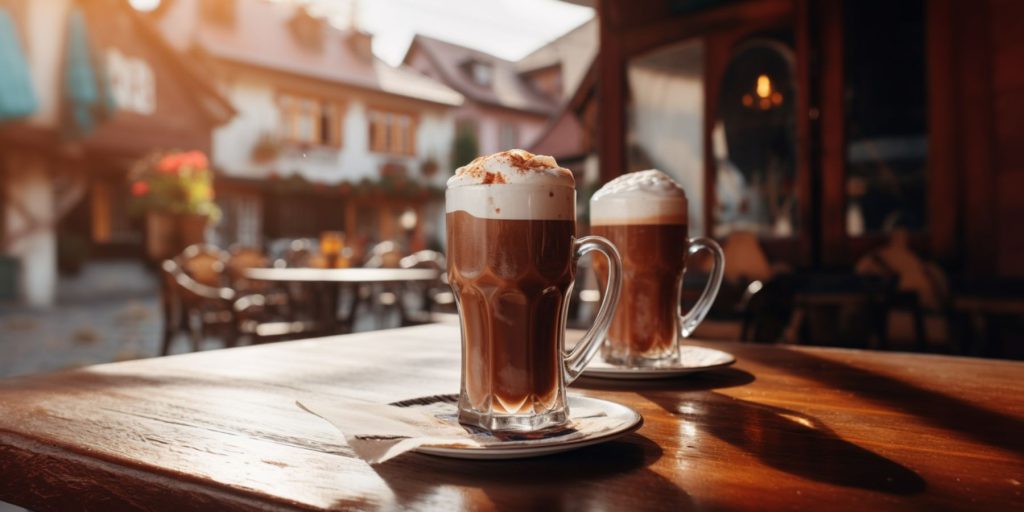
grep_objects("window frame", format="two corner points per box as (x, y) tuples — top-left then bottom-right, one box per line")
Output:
(367, 108), (418, 156)
(277, 91), (344, 148)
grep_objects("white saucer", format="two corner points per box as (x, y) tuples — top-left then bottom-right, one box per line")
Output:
(582, 345), (736, 380)
(396, 395), (643, 460)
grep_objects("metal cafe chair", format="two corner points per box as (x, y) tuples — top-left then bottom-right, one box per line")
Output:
(398, 250), (453, 326)
(226, 245), (270, 292)
(363, 240), (402, 268)
(227, 245), (291, 312)
(160, 244), (276, 355)
(177, 244), (230, 287)
(359, 241), (405, 328)
(159, 257), (239, 355)
(273, 239), (319, 323)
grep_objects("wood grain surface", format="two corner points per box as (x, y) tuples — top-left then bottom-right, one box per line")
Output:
(0, 324), (1022, 511)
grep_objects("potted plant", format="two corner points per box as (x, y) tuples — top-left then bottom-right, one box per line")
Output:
(129, 150), (221, 261)
(379, 161), (408, 179)
(452, 126), (478, 169)
(420, 157), (439, 178)
(251, 133), (282, 163)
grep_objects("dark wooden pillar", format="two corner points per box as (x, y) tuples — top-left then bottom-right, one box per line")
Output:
(956, 0), (997, 276)
(596, 0), (627, 185)
(816, 0), (846, 267)
(926, 0), (958, 264)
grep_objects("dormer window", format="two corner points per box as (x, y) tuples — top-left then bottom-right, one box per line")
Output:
(289, 9), (324, 51)
(462, 59), (493, 87)
(347, 30), (374, 63)
(525, 65), (563, 100)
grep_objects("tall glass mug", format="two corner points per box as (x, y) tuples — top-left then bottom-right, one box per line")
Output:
(446, 150), (623, 433)
(591, 170), (724, 367)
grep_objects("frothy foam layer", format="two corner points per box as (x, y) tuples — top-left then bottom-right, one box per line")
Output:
(590, 170), (687, 225)
(447, 149), (575, 189)
(446, 150), (575, 220)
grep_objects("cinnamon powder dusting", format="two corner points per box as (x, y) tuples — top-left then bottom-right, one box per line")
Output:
(481, 172), (507, 185)
(454, 150), (562, 184)
(503, 151), (558, 174)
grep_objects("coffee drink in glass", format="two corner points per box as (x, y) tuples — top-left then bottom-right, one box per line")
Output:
(447, 150), (622, 432)
(591, 170), (724, 367)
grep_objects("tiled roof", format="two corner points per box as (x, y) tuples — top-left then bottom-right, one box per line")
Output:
(157, 0), (463, 107)
(516, 18), (597, 100)
(404, 34), (556, 115)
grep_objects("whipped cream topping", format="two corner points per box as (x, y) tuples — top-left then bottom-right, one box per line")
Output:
(447, 149), (575, 189)
(446, 150), (575, 221)
(590, 170), (688, 225)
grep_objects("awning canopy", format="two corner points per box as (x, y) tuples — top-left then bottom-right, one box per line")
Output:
(62, 5), (115, 138)
(0, 8), (38, 122)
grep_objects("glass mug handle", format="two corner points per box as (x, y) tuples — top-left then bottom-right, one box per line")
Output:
(563, 236), (622, 384)
(679, 237), (725, 338)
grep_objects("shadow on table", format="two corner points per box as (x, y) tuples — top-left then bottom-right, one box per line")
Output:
(572, 367), (756, 392)
(739, 348), (1024, 457)
(645, 391), (927, 495)
(369, 433), (695, 510)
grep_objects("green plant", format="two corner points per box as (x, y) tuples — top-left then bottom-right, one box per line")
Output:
(128, 150), (221, 221)
(451, 124), (478, 171)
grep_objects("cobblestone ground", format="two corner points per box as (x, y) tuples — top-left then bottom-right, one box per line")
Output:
(0, 261), (167, 379)
(0, 295), (175, 378)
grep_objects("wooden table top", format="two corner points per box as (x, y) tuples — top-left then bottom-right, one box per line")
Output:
(1, 324), (1021, 511)
(244, 267), (439, 283)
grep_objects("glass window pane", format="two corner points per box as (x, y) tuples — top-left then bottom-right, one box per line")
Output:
(626, 39), (705, 234)
(844, 0), (928, 236)
(713, 38), (799, 239)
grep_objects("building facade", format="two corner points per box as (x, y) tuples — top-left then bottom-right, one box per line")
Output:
(0, 0), (231, 306)
(154, 0), (463, 252)
(402, 35), (557, 165)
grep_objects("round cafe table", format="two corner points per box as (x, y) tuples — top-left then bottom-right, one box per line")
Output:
(244, 267), (441, 334)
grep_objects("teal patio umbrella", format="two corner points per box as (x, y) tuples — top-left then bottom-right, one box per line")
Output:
(62, 5), (115, 138)
(0, 8), (38, 121)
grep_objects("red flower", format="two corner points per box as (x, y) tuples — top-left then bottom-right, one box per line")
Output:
(156, 151), (209, 174)
(157, 154), (182, 174)
(131, 181), (150, 197)
(184, 151), (208, 169)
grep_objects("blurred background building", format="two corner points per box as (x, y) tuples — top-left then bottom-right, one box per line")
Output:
(0, 0), (586, 308)
(154, 0), (464, 250)
(0, 0), (1022, 385)
(0, 0), (233, 306)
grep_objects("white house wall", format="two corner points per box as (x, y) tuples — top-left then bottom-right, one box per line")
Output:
(3, 152), (57, 307)
(24, 0), (70, 129)
(213, 71), (454, 188)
